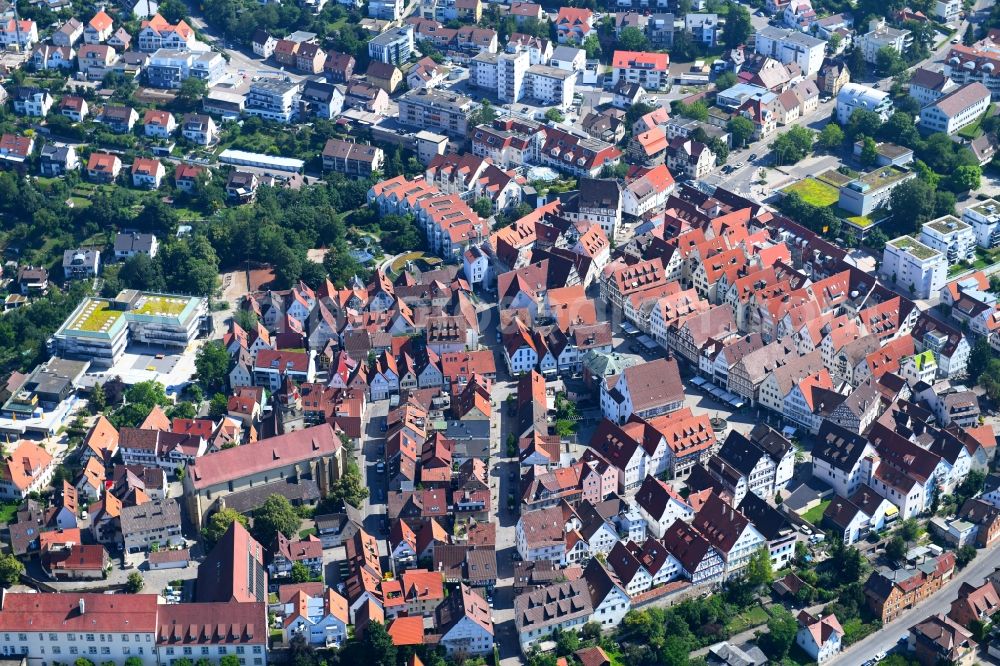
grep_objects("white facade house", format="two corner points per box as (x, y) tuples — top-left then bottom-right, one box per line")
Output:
(860, 19), (911, 63)
(920, 216), (976, 265)
(525, 65), (576, 109)
(836, 82), (893, 124)
(919, 82), (992, 135)
(754, 26), (825, 76)
(880, 236), (948, 299)
(963, 199), (1000, 249)
(796, 612), (844, 664)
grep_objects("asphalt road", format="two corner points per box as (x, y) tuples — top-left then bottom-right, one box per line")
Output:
(828, 540), (1000, 665)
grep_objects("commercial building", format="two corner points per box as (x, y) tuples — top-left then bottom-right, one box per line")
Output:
(919, 82), (991, 134)
(838, 165), (915, 217)
(920, 215), (976, 265)
(837, 82), (893, 124)
(880, 236), (948, 298)
(398, 88), (474, 138)
(944, 42), (1000, 99)
(48, 291), (207, 368)
(754, 26), (825, 76)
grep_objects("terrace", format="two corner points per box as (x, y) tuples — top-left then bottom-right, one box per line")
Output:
(890, 236), (939, 261)
(857, 165), (911, 190)
(925, 215), (970, 235)
(66, 299), (124, 334)
(132, 294), (190, 318)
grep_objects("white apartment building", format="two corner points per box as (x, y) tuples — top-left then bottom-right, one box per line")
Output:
(836, 82), (893, 124)
(525, 65), (576, 109)
(610, 50), (670, 90)
(919, 82), (992, 134)
(860, 19), (911, 64)
(245, 79), (299, 123)
(369, 0), (405, 19)
(920, 215), (976, 265)
(470, 50), (529, 103)
(935, 0), (961, 22)
(754, 26), (825, 76)
(880, 236), (948, 299)
(367, 25), (413, 64)
(963, 198), (1000, 248)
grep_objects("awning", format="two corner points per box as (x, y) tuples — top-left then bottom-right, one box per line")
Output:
(691, 376), (707, 387)
(621, 322), (639, 335)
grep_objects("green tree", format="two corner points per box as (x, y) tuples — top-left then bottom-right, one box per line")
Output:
(473, 197), (494, 218)
(949, 165), (981, 193)
(844, 109), (884, 143)
(727, 116), (755, 148)
(290, 561), (312, 583)
(220, 656), (241, 666)
(758, 606), (797, 660)
(209, 392), (229, 419)
(325, 460), (369, 509)
(89, 382), (107, 414)
(582, 34), (603, 59)
(201, 507), (249, 547)
(109, 381), (171, 428)
(671, 29), (698, 61)
(860, 136), (879, 166)
(771, 126), (815, 164)
(195, 340), (230, 392)
(672, 99), (709, 121)
(744, 546), (774, 588)
(178, 77), (208, 108)
(362, 621), (396, 665)
(468, 100), (498, 128)
(715, 71), (738, 91)
(875, 46), (905, 75)
(886, 535), (906, 561)
(545, 107), (565, 123)
(964, 23), (976, 46)
(124, 658), (144, 666)
(618, 26), (650, 51)
(957, 544), (977, 568)
(899, 518), (922, 542)
(722, 2), (753, 46)
(252, 494), (301, 546)
(817, 123), (845, 151)
(0, 552), (25, 586)
(126, 571), (144, 593)
(75, 659), (97, 666)
(889, 178), (936, 235)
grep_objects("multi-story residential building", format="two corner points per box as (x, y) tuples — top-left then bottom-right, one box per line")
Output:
(611, 50), (670, 90)
(41, 143), (79, 177)
(137, 14), (198, 52)
(692, 493), (765, 579)
(131, 157), (165, 189)
(600, 357), (684, 424)
(963, 198), (1000, 248)
(920, 215), (976, 265)
(0, 17), (38, 50)
(812, 422), (878, 497)
(686, 13), (718, 46)
(398, 88), (474, 138)
(369, 0), (405, 19)
(120, 498), (183, 553)
(667, 137), (716, 180)
(524, 65), (576, 109)
(12, 86), (52, 117)
(368, 25), (414, 64)
(514, 579), (593, 650)
(818, 59), (850, 96)
(53, 18), (83, 47)
(944, 42), (1000, 99)
(85, 152), (122, 183)
(0, 440), (55, 499)
(181, 113), (218, 145)
(245, 79), (300, 122)
(880, 236), (947, 298)
(146, 48), (225, 89)
(860, 19), (911, 64)
(754, 26), (825, 76)
(84, 10), (114, 44)
(836, 82), (893, 124)
(471, 50), (530, 103)
(142, 109), (176, 139)
(864, 553), (955, 623)
(322, 138), (384, 177)
(919, 81), (992, 134)
(705, 426), (795, 506)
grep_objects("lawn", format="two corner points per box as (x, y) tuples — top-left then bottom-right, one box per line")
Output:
(957, 109), (989, 139)
(785, 178), (840, 207)
(0, 501), (19, 524)
(726, 604), (770, 634)
(803, 499), (831, 525)
(133, 295), (190, 316)
(69, 196), (92, 209)
(298, 527), (316, 539)
(841, 210), (873, 228)
(69, 299), (123, 333)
